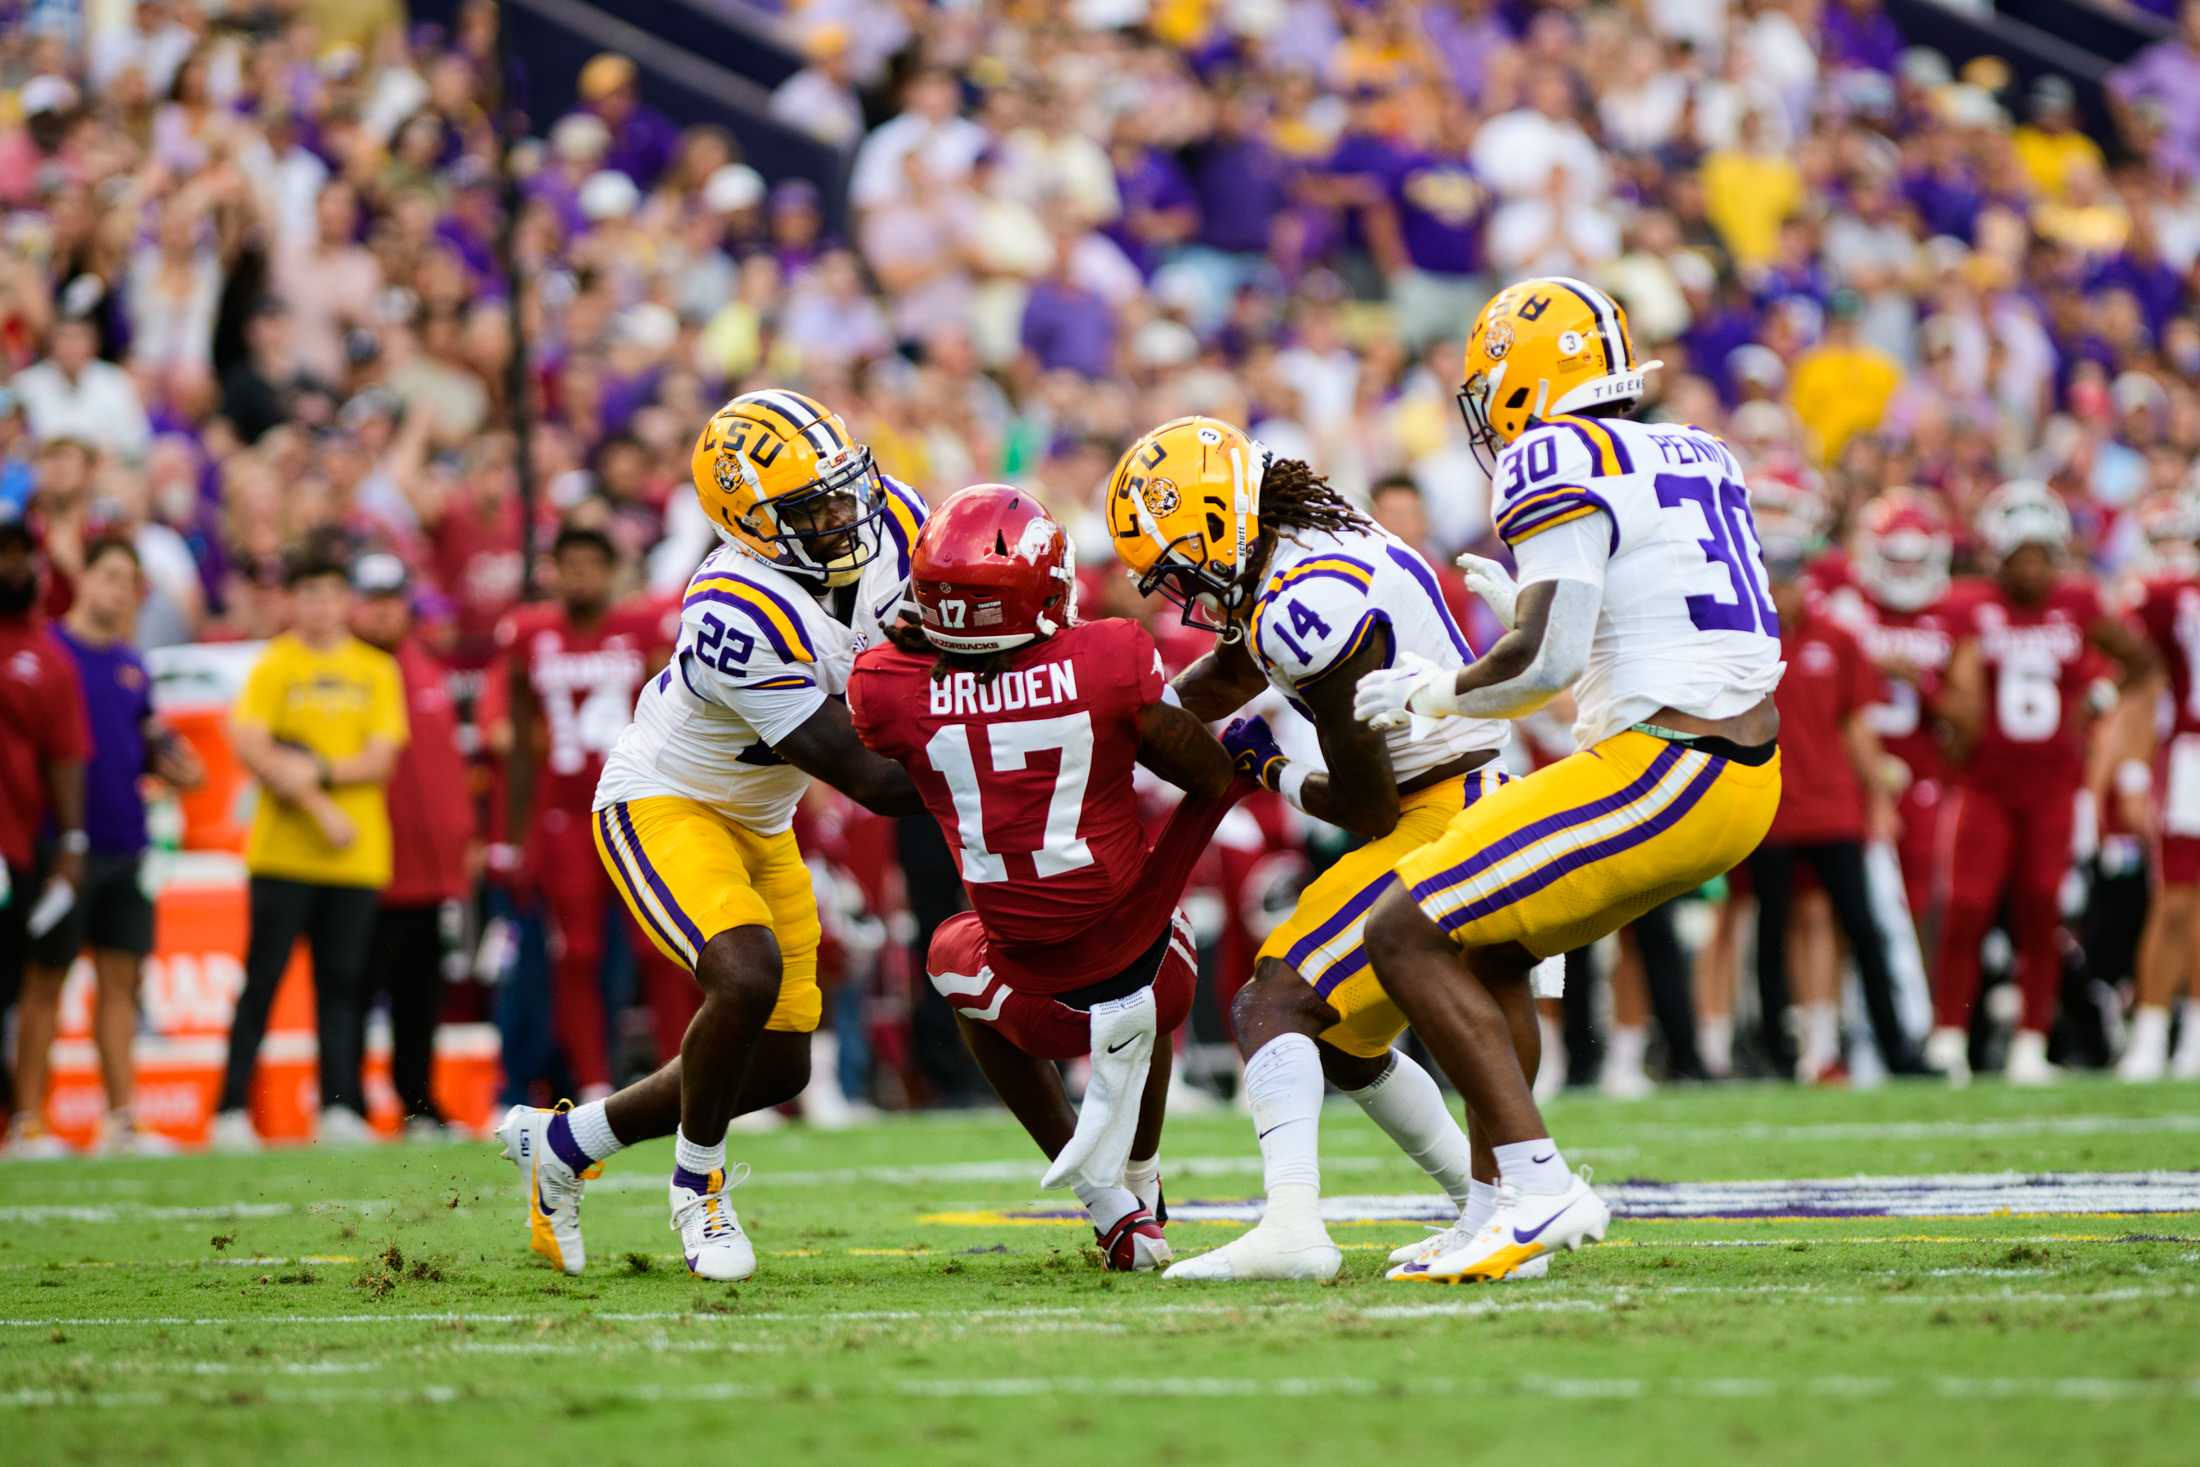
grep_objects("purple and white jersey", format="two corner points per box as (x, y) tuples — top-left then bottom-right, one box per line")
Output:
(1244, 522), (1508, 783)
(1490, 414), (1785, 751)
(594, 477), (926, 834)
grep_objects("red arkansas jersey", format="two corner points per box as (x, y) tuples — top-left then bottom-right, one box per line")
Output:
(849, 617), (1188, 993)
(495, 603), (667, 817)
(1951, 579), (2104, 788)
(1826, 585), (1963, 786)
(2134, 575), (2200, 739)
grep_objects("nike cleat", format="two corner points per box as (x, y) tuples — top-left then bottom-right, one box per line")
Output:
(672, 1164), (756, 1282)
(1162, 1221), (1342, 1282)
(497, 1103), (597, 1276)
(1386, 1211), (1550, 1280)
(1097, 1207), (1172, 1271)
(1394, 1171), (1608, 1284)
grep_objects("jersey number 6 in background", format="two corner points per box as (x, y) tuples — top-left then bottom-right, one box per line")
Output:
(1655, 474), (1780, 637)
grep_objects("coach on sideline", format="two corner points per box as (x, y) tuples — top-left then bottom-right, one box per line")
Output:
(211, 545), (407, 1149)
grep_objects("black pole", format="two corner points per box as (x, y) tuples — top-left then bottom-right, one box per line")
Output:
(492, 1), (539, 599)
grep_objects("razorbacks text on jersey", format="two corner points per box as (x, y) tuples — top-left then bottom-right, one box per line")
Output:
(593, 477), (927, 830)
(847, 617), (1228, 994)
(1488, 413), (1785, 748)
(1245, 523), (1508, 777)
(1947, 578), (2104, 789)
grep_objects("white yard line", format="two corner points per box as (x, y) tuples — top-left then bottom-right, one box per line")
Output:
(3, 1374), (2195, 1412)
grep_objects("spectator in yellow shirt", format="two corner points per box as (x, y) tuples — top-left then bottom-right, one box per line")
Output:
(211, 547), (408, 1150)
(1701, 108), (1803, 272)
(1789, 290), (1903, 465)
(2012, 76), (2104, 200)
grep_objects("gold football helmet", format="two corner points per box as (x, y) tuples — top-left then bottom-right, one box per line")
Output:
(1105, 415), (1269, 637)
(690, 389), (886, 586)
(1459, 277), (1660, 472)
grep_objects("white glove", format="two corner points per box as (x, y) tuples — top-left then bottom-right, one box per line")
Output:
(1353, 650), (1459, 732)
(1455, 552), (1519, 631)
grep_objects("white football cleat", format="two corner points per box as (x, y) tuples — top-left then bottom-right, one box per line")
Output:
(207, 1109), (262, 1153)
(1924, 1027), (1971, 1087)
(1387, 1212), (1550, 1279)
(672, 1164), (756, 1281)
(2116, 1008), (2169, 1083)
(1162, 1220), (1342, 1282)
(1394, 1171), (1609, 1284)
(497, 1104), (593, 1276)
(2005, 1029), (2060, 1086)
(317, 1106), (377, 1146)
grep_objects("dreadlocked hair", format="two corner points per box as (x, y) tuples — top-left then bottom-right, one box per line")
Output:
(1261, 458), (1370, 537)
(929, 648), (1017, 686)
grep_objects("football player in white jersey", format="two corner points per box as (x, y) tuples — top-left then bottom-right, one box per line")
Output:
(1356, 277), (1786, 1283)
(1105, 416), (1555, 1282)
(497, 390), (929, 1282)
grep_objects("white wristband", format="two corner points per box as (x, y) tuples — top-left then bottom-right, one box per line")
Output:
(2114, 759), (2153, 797)
(1277, 762), (1312, 813)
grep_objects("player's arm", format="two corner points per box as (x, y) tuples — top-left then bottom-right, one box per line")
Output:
(1135, 698), (1238, 800)
(2087, 609), (2162, 689)
(1938, 637), (1986, 764)
(1257, 627), (1403, 838)
(770, 698), (926, 817)
(1355, 536), (1604, 728)
(1171, 635), (1268, 721)
(2090, 608), (2165, 833)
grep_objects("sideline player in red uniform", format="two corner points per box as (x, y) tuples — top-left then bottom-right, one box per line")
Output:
(1933, 483), (2158, 1084)
(2122, 498), (2200, 1080)
(847, 486), (1241, 1271)
(1830, 493), (1967, 926)
(495, 525), (681, 1099)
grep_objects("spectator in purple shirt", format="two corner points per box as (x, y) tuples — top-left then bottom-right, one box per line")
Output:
(2110, 0), (2200, 182)
(15, 536), (202, 1157)
(1020, 234), (1117, 380)
(1165, 87), (1294, 322)
(1372, 95), (1490, 350)
(1103, 130), (1200, 281)
(576, 53), (679, 191)
(1823, 0), (1907, 75)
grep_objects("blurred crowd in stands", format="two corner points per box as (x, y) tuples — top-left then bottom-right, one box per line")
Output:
(4, 0), (2200, 1151)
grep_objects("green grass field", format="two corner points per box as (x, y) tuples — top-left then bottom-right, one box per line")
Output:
(5, 1079), (2198, 1465)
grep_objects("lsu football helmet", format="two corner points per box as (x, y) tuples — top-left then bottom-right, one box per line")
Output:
(910, 484), (1075, 655)
(1978, 479), (2073, 559)
(690, 389), (886, 586)
(1854, 492), (1953, 611)
(1458, 276), (1661, 473)
(1105, 415), (1269, 638)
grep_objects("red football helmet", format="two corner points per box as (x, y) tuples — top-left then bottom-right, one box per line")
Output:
(911, 484), (1075, 654)
(1854, 490), (1952, 612)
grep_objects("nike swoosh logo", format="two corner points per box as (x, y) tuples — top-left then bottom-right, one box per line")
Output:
(1513, 1197), (1575, 1245)
(531, 1159), (555, 1219)
(1531, 1152), (1554, 1164)
(1105, 1038), (1134, 1054)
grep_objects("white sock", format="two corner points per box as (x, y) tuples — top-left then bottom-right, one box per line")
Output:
(1342, 1052), (1473, 1208)
(1699, 1014), (1733, 1075)
(673, 1127), (725, 1179)
(2175, 1001), (2200, 1065)
(1461, 1177), (1500, 1234)
(1493, 1138), (1570, 1194)
(2128, 1005), (2169, 1055)
(1122, 1154), (1161, 1216)
(1244, 1033), (1323, 1227)
(568, 1100), (625, 1161)
(1607, 1024), (1648, 1076)
(1074, 1180), (1140, 1233)
(1803, 1002), (1840, 1069)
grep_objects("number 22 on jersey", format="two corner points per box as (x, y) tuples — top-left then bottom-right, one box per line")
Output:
(923, 714), (1096, 883)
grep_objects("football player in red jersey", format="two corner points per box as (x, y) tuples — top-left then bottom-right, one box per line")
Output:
(847, 486), (1241, 1271)
(2121, 494), (2200, 1080)
(1831, 493), (1966, 927)
(494, 525), (682, 1099)
(1932, 483), (2160, 1084)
